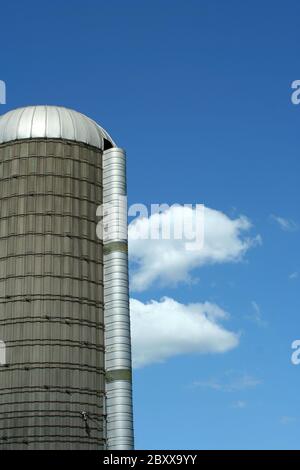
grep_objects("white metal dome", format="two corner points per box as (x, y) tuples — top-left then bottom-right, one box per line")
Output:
(0, 105), (116, 149)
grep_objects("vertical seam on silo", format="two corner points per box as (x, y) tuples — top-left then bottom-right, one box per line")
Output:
(16, 108), (26, 141)
(29, 107), (36, 139)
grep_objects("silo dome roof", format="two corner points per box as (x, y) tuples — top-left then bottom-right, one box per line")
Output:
(0, 105), (116, 149)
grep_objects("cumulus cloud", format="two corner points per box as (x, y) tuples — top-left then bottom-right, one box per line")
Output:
(129, 205), (261, 291)
(130, 297), (239, 368)
(270, 215), (298, 232)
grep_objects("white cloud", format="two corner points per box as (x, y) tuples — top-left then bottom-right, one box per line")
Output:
(246, 301), (267, 327)
(280, 416), (296, 425)
(232, 400), (247, 409)
(289, 272), (299, 280)
(270, 215), (298, 232)
(192, 372), (262, 392)
(129, 205), (261, 291)
(130, 297), (239, 368)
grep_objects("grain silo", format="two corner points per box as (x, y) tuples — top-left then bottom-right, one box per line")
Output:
(0, 106), (134, 450)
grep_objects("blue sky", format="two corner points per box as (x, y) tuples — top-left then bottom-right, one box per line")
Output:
(1, 0), (300, 449)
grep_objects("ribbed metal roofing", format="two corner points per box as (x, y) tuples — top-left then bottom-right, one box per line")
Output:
(0, 105), (116, 149)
